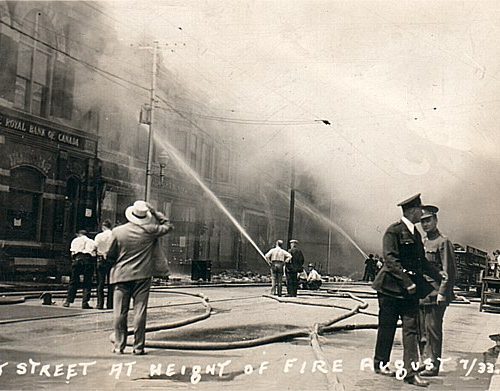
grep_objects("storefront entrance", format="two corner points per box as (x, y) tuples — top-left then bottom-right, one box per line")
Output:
(5, 166), (44, 241)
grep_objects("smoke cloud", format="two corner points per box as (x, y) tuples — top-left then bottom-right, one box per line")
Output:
(97, 0), (500, 267)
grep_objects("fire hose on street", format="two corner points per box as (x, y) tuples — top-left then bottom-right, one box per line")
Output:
(117, 289), (381, 391)
(1, 285), (409, 390)
(124, 290), (378, 349)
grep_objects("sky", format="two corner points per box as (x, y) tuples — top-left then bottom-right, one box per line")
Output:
(104, 0), (500, 255)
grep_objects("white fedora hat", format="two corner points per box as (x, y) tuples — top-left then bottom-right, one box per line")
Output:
(125, 200), (153, 225)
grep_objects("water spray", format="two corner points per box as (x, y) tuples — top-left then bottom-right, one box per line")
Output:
(276, 189), (367, 259)
(152, 133), (269, 265)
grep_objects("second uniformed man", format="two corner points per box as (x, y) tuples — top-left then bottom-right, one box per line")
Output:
(418, 205), (457, 377)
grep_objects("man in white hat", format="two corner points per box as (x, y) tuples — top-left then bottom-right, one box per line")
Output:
(106, 200), (173, 355)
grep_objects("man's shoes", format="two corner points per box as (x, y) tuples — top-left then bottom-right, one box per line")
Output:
(133, 350), (147, 356)
(420, 369), (439, 377)
(62, 302), (70, 308)
(112, 348), (124, 354)
(82, 304), (93, 309)
(404, 374), (429, 387)
(374, 367), (396, 377)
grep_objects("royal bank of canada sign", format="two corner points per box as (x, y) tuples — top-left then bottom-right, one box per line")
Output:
(0, 110), (83, 149)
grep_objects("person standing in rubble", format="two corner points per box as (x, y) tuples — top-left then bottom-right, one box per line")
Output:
(265, 240), (292, 297)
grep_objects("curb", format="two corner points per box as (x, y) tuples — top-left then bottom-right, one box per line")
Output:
(0, 296), (25, 305)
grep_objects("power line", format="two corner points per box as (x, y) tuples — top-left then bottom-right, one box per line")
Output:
(150, 13), (392, 178)
(83, 1), (145, 38)
(0, 19), (149, 94)
(11, 8), (160, 78)
(157, 105), (328, 125)
(13, 13), (104, 57)
(155, 94), (232, 147)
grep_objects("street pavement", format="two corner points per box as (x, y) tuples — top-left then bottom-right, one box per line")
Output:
(0, 284), (498, 390)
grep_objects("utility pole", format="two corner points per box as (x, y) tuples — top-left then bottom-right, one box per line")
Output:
(287, 158), (295, 246)
(326, 179), (334, 275)
(144, 40), (158, 202)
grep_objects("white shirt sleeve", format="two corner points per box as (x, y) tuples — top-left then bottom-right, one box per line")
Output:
(70, 237), (82, 254)
(308, 270), (321, 281)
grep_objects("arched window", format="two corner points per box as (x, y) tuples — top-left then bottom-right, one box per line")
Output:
(14, 10), (57, 117)
(5, 166), (45, 240)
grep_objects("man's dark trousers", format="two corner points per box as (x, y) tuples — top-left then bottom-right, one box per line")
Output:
(307, 280), (322, 290)
(97, 260), (114, 309)
(286, 270), (298, 296)
(66, 254), (94, 307)
(270, 262), (284, 296)
(374, 293), (419, 374)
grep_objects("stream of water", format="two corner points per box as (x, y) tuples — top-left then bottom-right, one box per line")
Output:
(276, 189), (367, 260)
(153, 134), (269, 265)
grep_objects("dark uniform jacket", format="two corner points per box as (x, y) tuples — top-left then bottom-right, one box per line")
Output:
(372, 220), (442, 299)
(287, 247), (305, 272)
(420, 231), (457, 305)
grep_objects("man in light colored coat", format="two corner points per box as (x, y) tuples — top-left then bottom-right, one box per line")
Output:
(106, 200), (173, 355)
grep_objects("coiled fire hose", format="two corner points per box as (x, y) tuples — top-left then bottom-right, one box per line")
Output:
(122, 290), (377, 349)
(117, 289), (378, 391)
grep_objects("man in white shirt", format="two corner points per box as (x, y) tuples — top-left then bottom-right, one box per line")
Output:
(63, 230), (97, 309)
(306, 263), (322, 290)
(265, 240), (292, 297)
(95, 220), (114, 310)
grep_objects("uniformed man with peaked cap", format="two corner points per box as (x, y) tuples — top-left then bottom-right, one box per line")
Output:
(372, 194), (442, 387)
